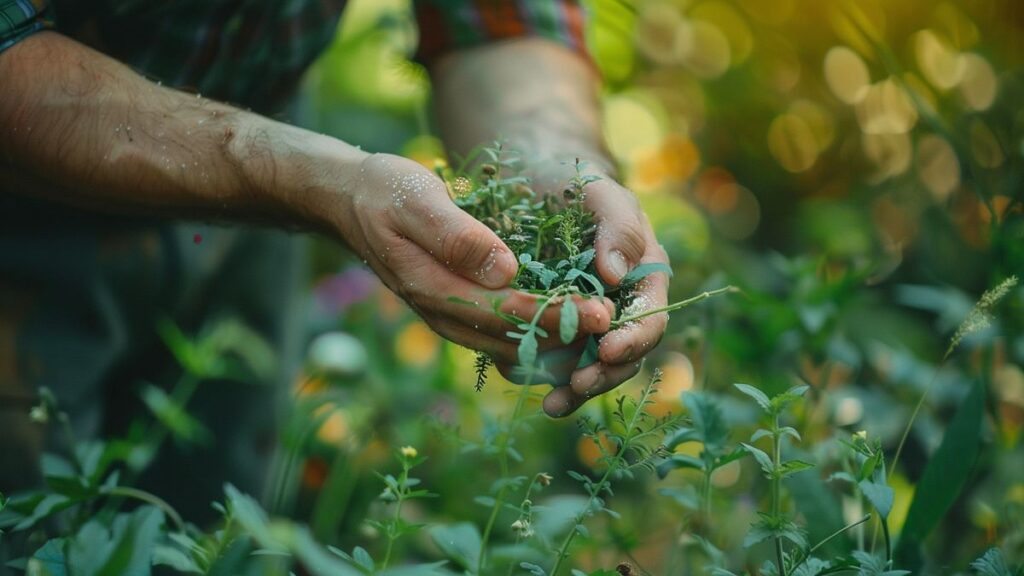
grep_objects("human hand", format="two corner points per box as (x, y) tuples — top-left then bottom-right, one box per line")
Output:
(327, 153), (614, 382)
(520, 169), (670, 417)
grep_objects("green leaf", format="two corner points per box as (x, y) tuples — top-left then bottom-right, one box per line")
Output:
(619, 262), (673, 288)
(429, 522), (481, 571)
(894, 379), (985, 569)
(576, 336), (600, 369)
(575, 271), (605, 298)
(734, 384), (772, 412)
(352, 546), (374, 572)
(858, 480), (894, 520)
(520, 562), (548, 576)
(140, 384), (212, 444)
(446, 296), (481, 308)
(656, 454), (705, 478)
(970, 548), (1013, 576)
(67, 521), (116, 576)
(741, 443), (774, 476)
(517, 332), (539, 369)
(772, 385), (810, 412)
(713, 447), (750, 470)
(779, 459), (815, 478)
(682, 392), (729, 453)
(153, 543), (201, 573)
(853, 551), (909, 576)
(560, 297), (579, 345)
(29, 539), (67, 576)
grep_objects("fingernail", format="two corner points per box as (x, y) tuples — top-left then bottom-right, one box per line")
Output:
(481, 249), (513, 287)
(608, 249), (629, 281)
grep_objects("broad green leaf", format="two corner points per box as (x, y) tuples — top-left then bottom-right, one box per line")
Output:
(894, 379), (985, 569)
(29, 539), (67, 576)
(682, 392), (729, 453)
(560, 297), (579, 344)
(859, 480), (894, 520)
(352, 546), (374, 572)
(741, 443), (774, 476)
(734, 384), (772, 412)
(67, 521), (116, 576)
(102, 506), (165, 575)
(517, 332), (538, 369)
(429, 523), (481, 571)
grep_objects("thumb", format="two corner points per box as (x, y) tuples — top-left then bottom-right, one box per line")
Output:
(589, 184), (647, 287)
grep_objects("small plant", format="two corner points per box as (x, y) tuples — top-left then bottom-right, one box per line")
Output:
(831, 431), (896, 565)
(658, 390), (748, 529)
(735, 383), (816, 576)
(361, 445), (435, 571)
(541, 369), (681, 576)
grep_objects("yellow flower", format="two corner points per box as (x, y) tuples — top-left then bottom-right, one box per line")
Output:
(400, 446), (418, 458)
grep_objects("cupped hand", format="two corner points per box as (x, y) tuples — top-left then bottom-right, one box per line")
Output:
(525, 171), (671, 418)
(331, 153), (613, 377)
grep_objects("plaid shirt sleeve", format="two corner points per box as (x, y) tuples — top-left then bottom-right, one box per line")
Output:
(0, 0), (51, 53)
(413, 0), (589, 65)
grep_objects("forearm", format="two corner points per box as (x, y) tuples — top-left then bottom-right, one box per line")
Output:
(431, 38), (613, 183)
(0, 32), (365, 232)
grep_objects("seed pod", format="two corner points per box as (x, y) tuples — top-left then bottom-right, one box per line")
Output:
(481, 164), (497, 176)
(514, 184), (532, 196)
(616, 563), (633, 576)
(482, 216), (501, 231)
(563, 187), (576, 200)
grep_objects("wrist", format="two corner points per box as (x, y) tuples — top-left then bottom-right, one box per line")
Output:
(227, 114), (369, 236)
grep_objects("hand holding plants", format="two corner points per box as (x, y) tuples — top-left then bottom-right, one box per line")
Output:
(518, 162), (671, 416)
(327, 152), (613, 398)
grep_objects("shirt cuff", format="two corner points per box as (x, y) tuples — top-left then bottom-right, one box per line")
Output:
(413, 0), (590, 66)
(0, 0), (52, 53)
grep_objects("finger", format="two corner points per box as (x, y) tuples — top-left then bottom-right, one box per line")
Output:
(388, 233), (614, 340)
(498, 293), (614, 336)
(543, 361), (644, 418)
(585, 180), (648, 287)
(429, 319), (520, 365)
(599, 261), (669, 365)
(569, 360), (643, 398)
(375, 157), (517, 289)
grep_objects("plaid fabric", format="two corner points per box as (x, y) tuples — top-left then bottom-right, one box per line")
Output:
(414, 0), (588, 64)
(1, 0), (587, 111)
(0, 0), (51, 52)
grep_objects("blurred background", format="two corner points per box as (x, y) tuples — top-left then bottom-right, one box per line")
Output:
(269, 0), (1024, 571)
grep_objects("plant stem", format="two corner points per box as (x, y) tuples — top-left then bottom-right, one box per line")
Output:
(105, 486), (186, 533)
(551, 460), (618, 576)
(550, 380), (653, 576)
(381, 460), (410, 570)
(610, 286), (736, 330)
(702, 469), (713, 528)
(771, 413), (785, 576)
(788, 514), (872, 576)
(477, 381), (532, 574)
